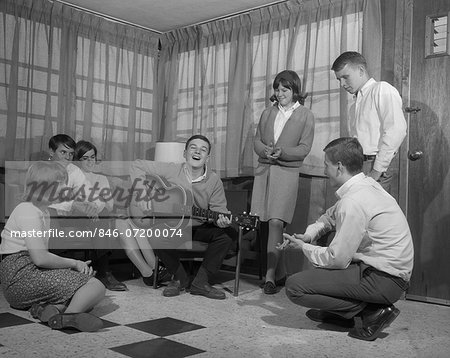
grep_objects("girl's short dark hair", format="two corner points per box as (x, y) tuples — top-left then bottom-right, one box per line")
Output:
(23, 161), (68, 206)
(74, 140), (98, 161)
(271, 70), (308, 105)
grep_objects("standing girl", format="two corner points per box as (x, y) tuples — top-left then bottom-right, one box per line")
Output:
(251, 70), (315, 294)
(0, 161), (105, 331)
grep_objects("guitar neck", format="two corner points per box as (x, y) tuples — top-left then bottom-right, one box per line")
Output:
(191, 206), (232, 223)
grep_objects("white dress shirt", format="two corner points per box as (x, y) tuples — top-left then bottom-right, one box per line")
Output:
(348, 78), (407, 173)
(301, 173), (414, 281)
(273, 101), (300, 143)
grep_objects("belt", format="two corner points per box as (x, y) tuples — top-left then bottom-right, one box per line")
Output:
(363, 155), (376, 161)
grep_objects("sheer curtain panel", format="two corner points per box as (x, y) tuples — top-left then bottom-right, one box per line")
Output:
(158, 0), (381, 177)
(0, 0), (160, 163)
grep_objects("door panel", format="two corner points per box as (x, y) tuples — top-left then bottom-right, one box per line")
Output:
(406, 0), (450, 303)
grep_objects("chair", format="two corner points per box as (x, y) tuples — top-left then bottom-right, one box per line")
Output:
(152, 227), (246, 296)
(152, 189), (262, 296)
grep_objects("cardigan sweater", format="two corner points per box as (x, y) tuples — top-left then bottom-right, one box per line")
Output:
(254, 104), (315, 168)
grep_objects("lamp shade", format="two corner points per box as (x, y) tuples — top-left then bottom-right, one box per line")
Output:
(154, 141), (185, 163)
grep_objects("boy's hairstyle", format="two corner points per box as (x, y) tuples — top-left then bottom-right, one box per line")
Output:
(74, 140), (98, 161)
(23, 161), (68, 206)
(49, 134), (76, 151)
(323, 137), (364, 175)
(331, 51), (367, 72)
(270, 70), (307, 105)
(185, 135), (211, 154)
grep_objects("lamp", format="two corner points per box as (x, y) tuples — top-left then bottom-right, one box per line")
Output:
(154, 141), (185, 163)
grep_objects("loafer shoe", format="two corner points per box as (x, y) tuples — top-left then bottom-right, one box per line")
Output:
(48, 313), (103, 332)
(162, 280), (186, 297)
(143, 266), (172, 287)
(29, 303), (60, 323)
(263, 281), (277, 294)
(306, 309), (354, 328)
(259, 276), (286, 288)
(98, 272), (128, 291)
(190, 282), (226, 300)
(348, 305), (400, 341)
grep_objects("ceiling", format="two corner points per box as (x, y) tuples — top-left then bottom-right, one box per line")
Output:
(57, 0), (289, 34)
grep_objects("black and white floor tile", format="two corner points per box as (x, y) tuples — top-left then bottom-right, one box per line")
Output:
(1, 271), (450, 357)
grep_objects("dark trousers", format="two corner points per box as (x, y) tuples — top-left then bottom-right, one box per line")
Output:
(285, 263), (408, 319)
(48, 208), (112, 275)
(154, 223), (234, 282)
(363, 160), (393, 193)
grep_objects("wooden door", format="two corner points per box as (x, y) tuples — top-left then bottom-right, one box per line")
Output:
(404, 0), (450, 304)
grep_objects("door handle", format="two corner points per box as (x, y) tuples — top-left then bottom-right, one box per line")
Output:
(405, 107), (421, 114)
(408, 150), (423, 161)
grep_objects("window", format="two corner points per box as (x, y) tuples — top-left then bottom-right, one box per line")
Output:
(425, 14), (449, 57)
(169, 11), (362, 176)
(0, 8), (158, 163)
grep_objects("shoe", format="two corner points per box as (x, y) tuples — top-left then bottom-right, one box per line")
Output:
(98, 271), (128, 291)
(263, 281), (277, 294)
(348, 305), (400, 341)
(29, 303), (60, 323)
(162, 280), (186, 297)
(305, 309), (355, 328)
(190, 282), (226, 300)
(259, 277), (286, 288)
(48, 312), (103, 332)
(142, 266), (172, 287)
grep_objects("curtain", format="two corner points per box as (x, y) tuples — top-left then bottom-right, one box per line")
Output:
(0, 0), (160, 164)
(158, 0), (382, 177)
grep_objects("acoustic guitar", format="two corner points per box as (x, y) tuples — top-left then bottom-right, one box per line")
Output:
(128, 174), (259, 230)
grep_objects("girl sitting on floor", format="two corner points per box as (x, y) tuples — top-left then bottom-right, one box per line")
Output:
(0, 161), (105, 332)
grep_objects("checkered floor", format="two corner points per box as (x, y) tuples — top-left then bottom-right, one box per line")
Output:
(1, 272), (450, 358)
(0, 269), (266, 358)
(0, 311), (206, 358)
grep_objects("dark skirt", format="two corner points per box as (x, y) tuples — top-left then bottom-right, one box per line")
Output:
(251, 163), (300, 223)
(0, 251), (90, 310)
